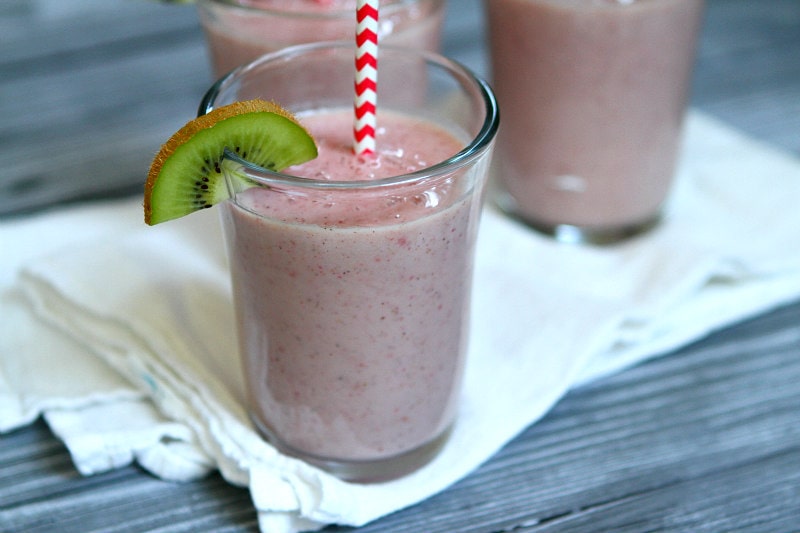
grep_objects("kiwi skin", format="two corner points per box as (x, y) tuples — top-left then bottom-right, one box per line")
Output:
(144, 99), (318, 225)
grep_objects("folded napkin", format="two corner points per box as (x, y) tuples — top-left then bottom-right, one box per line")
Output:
(2, 111), (800, 532)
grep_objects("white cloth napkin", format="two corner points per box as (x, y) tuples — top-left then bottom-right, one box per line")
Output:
(2, 111), (800, 532)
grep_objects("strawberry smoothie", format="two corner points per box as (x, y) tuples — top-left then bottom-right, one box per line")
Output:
(486, 0), (704, 242)
(197, 0), (445, 76)
(220, 109), (488, 479)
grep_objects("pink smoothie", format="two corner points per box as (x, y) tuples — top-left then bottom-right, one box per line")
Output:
(486, 0), (704, 232)
(221, 110), (481, 464)
(197, 0), (445, 76)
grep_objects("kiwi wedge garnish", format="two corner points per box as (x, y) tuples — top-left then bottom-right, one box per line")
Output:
(144, 99), (318, 225)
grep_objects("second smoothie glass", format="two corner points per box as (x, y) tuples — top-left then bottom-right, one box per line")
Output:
(201, 42), (498, 482)
(485, 0), (705, 244)
(197, 0), (446, 77)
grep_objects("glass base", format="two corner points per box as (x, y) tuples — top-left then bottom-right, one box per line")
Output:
(493, 188), (662, 245)
(251, 415), (452, 483)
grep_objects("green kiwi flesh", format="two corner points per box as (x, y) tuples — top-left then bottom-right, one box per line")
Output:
(145, 109), (317, 225)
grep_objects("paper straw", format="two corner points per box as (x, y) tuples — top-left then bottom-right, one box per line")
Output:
(353, 0), (379, 156)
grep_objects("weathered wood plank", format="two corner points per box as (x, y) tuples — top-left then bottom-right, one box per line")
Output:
(0, 0), (199, 67)
(0, 421), (258, 533)
(0, 0), (208, 217)
(690, 0), (800, 153)
(0, 40), (209, 216)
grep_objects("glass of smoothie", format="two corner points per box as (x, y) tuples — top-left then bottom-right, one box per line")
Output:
(485, 0), (705, 244)
(196, 0), (446, 77)
(200, 42), (499, 481)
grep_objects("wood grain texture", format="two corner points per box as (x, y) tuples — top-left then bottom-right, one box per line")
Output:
(1, 0), (799, 532)
(0, 0), (209, 217)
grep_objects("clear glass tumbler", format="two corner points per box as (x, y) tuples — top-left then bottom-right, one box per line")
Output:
(200, 42), (498, 481)
(485, 0), (705, 244)
(196, 0), (446, 77)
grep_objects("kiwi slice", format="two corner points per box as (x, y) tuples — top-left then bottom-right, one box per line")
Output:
(144, 99), (317, 225)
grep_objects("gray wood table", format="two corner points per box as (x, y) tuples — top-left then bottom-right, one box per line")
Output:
(2, 1), (799, 531)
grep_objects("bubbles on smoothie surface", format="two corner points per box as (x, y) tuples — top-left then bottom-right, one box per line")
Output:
(262, 108), (463, 225)
(287, 109), (458, 182)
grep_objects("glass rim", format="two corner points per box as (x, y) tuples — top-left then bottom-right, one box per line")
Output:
(198, 41), (499, 192)
(197, 0), (440, 19)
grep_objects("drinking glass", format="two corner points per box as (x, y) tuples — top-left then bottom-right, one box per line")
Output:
(485, 0), (705, 244)
(200, 42), (498, 481)
(197, 0), (446, 76)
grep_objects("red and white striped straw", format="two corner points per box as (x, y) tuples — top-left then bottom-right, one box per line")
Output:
(353, 0), (379, 156)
